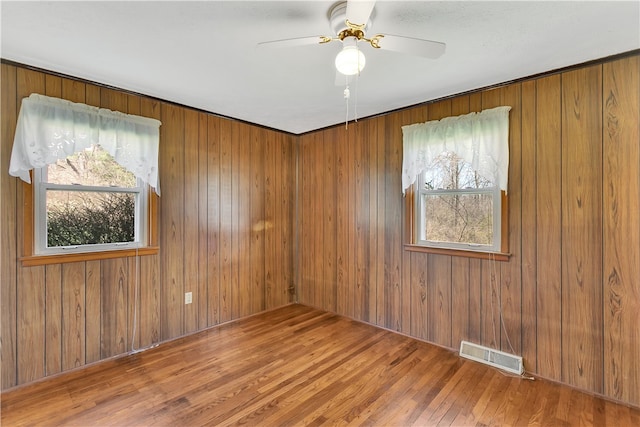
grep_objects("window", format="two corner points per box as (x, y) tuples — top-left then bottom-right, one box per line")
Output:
(402, 106), (511, 259)
(414, 152), (503, 253)
(9, 93), (161, 265)
(33, 145), (148, 255)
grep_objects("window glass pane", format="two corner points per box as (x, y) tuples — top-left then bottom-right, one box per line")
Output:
(423, 152), (492, 190)
(46, 144), (136, 188)
(46, 190), (135, 247)
(421, 193), (493, 245)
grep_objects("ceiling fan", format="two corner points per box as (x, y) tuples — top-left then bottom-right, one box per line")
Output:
(257, 0), (446, 76)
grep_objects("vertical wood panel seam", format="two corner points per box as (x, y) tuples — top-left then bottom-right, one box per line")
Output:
(599, 64), (606, 394)
(83, 262), (87, 366)
(638, 58), (640, 404)
(248, 130), (253, 309)
(559, 74), (564, 382)
(159, 104), (164, 340)
(294, 139), (299, 302)
(517, 83), (524, 357)
(13, 66), (19, 386)
(182, 112), (186, 333)
(262, 131), (266, 306)
(43, 267), (47, 376)
(449, 256), (453, 347)
(529, 80), (535, 372)
(60, 265), (64, 369)
(532, 80), (539, 373)
(205, 116), (210, 325)
(467, 258), (471, 344)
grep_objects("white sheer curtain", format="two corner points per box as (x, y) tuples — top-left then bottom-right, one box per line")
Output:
(401, 106), (511, 194)
(9, 93), (162, 195)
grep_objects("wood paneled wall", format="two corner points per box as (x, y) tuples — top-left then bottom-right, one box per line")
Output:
(298, 54), (640, 407)
(1, 64), (295, 389)
(2, 54), (638, 409)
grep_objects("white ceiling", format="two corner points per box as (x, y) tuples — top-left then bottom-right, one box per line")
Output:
(2, 1), (639, 134)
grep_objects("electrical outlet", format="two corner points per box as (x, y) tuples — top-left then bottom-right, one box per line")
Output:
(185, 292), (192, 304)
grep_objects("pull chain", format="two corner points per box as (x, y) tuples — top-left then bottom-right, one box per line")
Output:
(344, 85), (350, 130)
(354, 69), (359, 123)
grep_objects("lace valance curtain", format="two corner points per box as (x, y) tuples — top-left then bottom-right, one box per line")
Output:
(9, 93), (162, 195)
(401, 106), (511, 194)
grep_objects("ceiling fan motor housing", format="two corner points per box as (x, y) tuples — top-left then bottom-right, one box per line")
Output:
(329, 1), (373, 35)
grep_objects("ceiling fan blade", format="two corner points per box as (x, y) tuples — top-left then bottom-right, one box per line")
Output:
(257, 35), (332, 49)
(375, 34), (446, 58)
(346, 0), (376, 26)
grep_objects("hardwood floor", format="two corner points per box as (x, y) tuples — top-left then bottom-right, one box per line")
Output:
(2, 304), (639, 426)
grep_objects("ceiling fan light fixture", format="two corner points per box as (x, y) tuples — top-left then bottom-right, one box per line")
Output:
(335, 37), (365, 76)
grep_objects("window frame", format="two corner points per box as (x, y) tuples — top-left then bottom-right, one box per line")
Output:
(414, 169), (503, 252)
(20, 171), (158, 267)
(405, 183), (509, 261)
(33, 163), (149, 256)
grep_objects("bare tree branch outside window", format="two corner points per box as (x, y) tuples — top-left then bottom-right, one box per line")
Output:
(418, 151), (497, 248)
